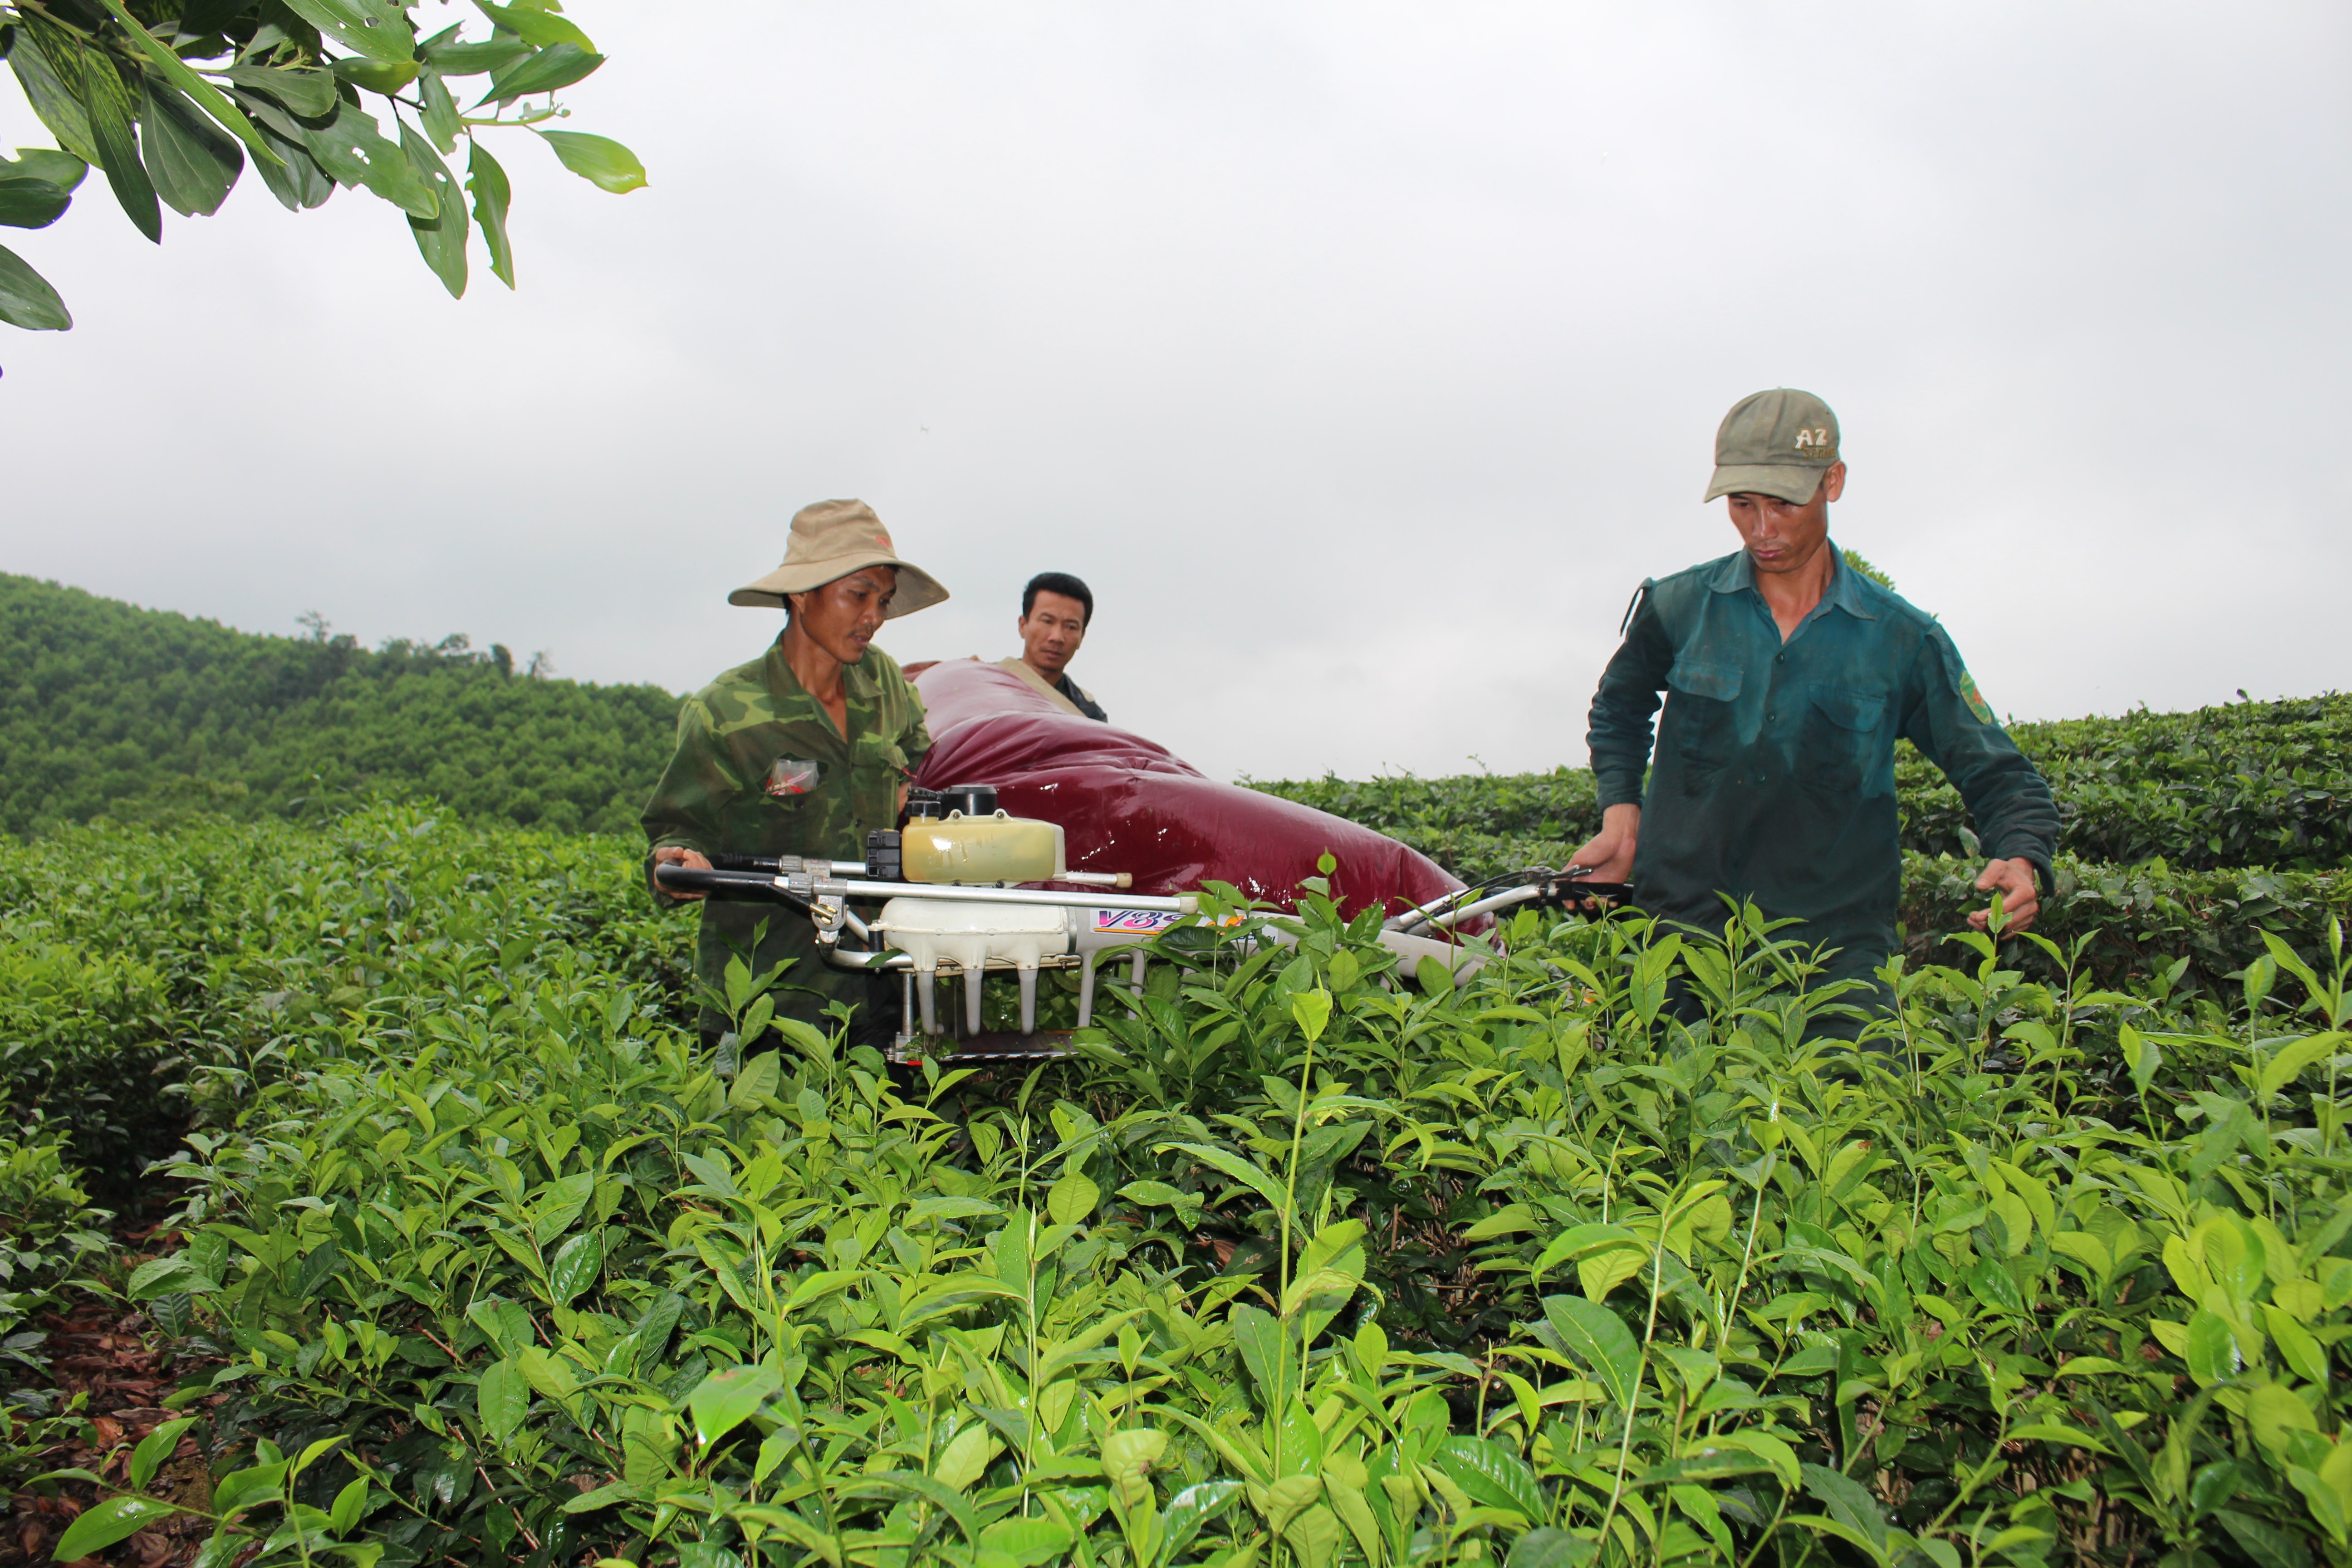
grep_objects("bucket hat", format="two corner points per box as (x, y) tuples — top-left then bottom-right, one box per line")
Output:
(1703, 388), (1841, 505)
(728, 499), (950, 617)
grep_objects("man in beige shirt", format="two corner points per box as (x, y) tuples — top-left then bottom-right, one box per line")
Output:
(996, 571), (1108, 721)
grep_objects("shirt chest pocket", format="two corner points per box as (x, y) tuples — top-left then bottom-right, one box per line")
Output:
(1664, 658), (1744, 785)
(1799, 684), (1889, 795)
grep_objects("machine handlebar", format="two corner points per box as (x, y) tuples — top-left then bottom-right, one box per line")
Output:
(654, 863), (808, 902)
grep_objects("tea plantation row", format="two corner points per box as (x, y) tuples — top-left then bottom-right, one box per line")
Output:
(7, 808), (2352, 1568)
(1250, 691), (2352, 875)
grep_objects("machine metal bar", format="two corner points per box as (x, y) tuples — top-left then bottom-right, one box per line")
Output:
(1420, 885), (1544, 930)
(825, 948), (1088, 974)
(831, 880), (1196, 913)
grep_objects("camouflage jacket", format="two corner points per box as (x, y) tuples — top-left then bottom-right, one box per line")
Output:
(642, 638), (931, 1033)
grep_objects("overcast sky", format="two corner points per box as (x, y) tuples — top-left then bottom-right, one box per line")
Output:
(4, 1), (2347, 781)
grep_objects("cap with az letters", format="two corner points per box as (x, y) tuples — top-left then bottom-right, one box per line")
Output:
(1704, 388), (1841, 505)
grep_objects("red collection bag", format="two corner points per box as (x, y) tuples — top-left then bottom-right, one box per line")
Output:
(909, 660), (1465, 921)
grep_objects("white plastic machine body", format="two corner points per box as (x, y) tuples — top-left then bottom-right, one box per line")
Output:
(874, 897), (1071, 1036)
(873, 901), (1176, 1038)
(855, 806), (1480, 1050)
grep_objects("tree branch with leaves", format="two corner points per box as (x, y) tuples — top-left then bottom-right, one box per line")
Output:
(0, 0), (644, 333)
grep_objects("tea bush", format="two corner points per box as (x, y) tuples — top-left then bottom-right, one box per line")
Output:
(0, 1119), (112, 1475)
(0, 817), (691, 1208)
(1251, 691), (2352, 877)
(14, 808), (2352, 1568)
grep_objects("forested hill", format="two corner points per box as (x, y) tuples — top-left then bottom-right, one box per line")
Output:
(0, 574), (680, 837)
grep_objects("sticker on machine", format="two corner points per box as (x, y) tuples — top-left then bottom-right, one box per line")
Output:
(1094, 909), (1182, 935)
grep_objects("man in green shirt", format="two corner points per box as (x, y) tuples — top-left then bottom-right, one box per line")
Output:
(643, 499), (948, 1046)
(1569, 389), (2059, 1021)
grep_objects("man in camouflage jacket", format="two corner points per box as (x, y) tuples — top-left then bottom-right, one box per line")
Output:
(642, 500), (947, 1044)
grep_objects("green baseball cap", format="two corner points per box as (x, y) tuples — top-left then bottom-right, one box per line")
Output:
(1703, 388), (1841, 504)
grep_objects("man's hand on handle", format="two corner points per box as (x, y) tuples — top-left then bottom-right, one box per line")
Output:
(1969, 857), (2041, 934)
(1568, 803), (1642, 883)
(652, 845), (713, 901)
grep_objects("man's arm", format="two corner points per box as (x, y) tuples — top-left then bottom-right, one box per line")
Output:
(1569, 586), (1674, 879)
(1902, 629), (2061, 933)
(641, 696), (735, 905)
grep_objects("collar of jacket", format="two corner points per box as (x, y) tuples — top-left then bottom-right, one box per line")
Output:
(1702, 544), (1877, 621)
(761, 636), (880, 715)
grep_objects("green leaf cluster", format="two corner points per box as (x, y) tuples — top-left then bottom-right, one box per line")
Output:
(0, 0), (645, 330)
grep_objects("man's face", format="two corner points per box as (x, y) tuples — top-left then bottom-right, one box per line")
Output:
(1726, 461), (1845, 574)
(789, 566), (898, 664)
(1019, 590), (1089, 676)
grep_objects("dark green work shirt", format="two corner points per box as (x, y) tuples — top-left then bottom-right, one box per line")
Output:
(1587, 547), (2058, 972)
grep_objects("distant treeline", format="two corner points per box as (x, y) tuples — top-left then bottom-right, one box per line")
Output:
(0, 574), (680, 837)
(9, 574), (2344, 872)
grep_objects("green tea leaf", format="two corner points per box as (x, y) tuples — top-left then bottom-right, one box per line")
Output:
(127, 1416), (198, 1490)
(1155, 1141), (1289, 1216)
(977, 1515), (1073, 1566)
(931, 1421), (1002, 1491)
(210, 1459), (289, 1517)
(1965, 1256), (2028, 1317)
(515, 1345), (577, 1407)
(127, 1255), (213, 1301)
(1159, 1480), (1244, 1563)
(1291, 986), (1333, 1042)
(1541, 1294), (1640, 1410)
(1433, 1434), (1543, 1522)
(1047, 1170), (1100, 1227)
(2007, 1421), (2114, 1453)
(1230, 1301), (1283, 1409)
(476, 1358), (529, 1445)
(547, 1230), (602, 1306)
(328, 1475), (373, 1535)
(52, 1495), (182, 1559)
(730, 1048), (782, 1110)
(1507, 1528), (1599, 1568)
(1800, 1462), (1888, 1554)
(2216, 1508), (2318, 1568)
(690, 1363), (781, 1446)
(2185, 1308), (2242, 1385)
(2262, 1032), (2343, 1098)
(1460, 1203), (1542, 1241)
